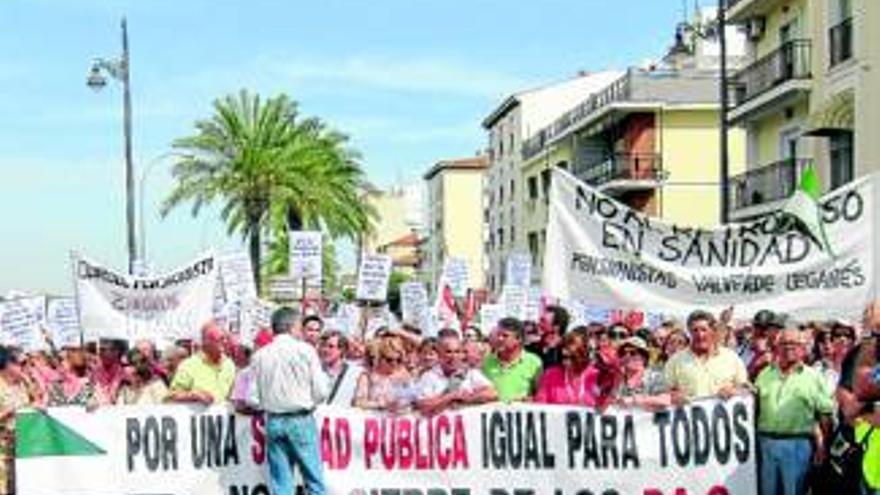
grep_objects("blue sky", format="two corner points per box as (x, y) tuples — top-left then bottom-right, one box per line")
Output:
(0, 0), (695, 295)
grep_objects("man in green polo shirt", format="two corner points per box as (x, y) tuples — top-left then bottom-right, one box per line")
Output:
(755, 328), (834, 495)
(482, 317), (542, 402)
(168, 321), (236, 404)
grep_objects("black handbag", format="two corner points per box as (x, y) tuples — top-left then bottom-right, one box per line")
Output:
(813, 423), (876, 494)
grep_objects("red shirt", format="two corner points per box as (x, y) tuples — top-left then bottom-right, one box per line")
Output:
(533, 365), (600, 406)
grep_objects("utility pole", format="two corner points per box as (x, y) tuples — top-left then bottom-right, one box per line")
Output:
(718, 1), (730, 225)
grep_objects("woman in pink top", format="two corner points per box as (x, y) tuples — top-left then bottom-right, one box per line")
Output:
(534, 332), (599, 406)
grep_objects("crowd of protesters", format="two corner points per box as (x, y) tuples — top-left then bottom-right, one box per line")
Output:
(0, 300), (878, 495)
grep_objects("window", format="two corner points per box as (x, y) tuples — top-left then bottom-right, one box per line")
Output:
(830, 131), (854, 189)
(556, 160), (569, 170)
(510, 224), (515, 243)
(498, 185), (504, 204)
(498, 228), (505, 248)
(541, 169), (552, 198)
(509, 133), (515, 154)
(509, 179), (515, 200)
(528, 232), (539, 263)
(528, 176), (539, 200)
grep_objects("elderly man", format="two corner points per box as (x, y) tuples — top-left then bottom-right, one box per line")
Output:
(167, 322), (235, 405)
(416, 334), (497, 415)
(664, 309), (748, 402)
(482, 317), (543, 402)
(755, 328), (834, 495)
(250, 307), (328, 495)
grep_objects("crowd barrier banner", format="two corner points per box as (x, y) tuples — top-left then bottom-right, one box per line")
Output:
(73, 253), (217, 342)
(17, 396), (756, 495)
(544, 169), (878, 320)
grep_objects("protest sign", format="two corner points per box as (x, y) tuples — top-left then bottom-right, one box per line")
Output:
(500, 285), (528, 321)
(18, 397), (757, 495)
(544, 169), (880, 320)
(479, 303), (502, 332)
(356, 254), (392, 301)
(73, 253), (218, 342)
(45, 297), (82, 349)
(505, 253), (532, 288)
(442, 257), (470, 298)
(400, 282), (429, 327)
(0, 296), (46, 352)
(218, 251), (257, 304)
(524, 287), (542, 322)
(289, 231), (323, 283)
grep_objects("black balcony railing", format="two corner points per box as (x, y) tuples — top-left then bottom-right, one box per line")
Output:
(731, 40), (812, 106)
(522, 72), (632, 160)
(728, 158), (810, 211)
(724, 0), (746, 9)
(577, 153), (663, 187)
(830, 17), (853, 68)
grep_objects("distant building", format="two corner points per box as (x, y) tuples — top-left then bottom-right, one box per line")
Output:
(361, 180), (426, 275)
(423, 156), (490, 291)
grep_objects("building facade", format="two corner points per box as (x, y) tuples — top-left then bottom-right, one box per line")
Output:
(362, 182), (426, 274)
(423, 156), (490, 291)
(481, 71), (624, 293)
(725, 0), (878, 220)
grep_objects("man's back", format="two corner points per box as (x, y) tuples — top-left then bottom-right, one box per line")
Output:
(251, 334), (328, 413)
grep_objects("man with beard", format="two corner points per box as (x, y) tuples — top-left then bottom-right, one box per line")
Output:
(527, 305), (569, 367)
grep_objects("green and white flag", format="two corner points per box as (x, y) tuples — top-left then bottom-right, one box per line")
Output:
(779, 164), (835, 256)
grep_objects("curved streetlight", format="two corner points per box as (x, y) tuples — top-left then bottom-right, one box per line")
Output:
(88, 17), (136, 273)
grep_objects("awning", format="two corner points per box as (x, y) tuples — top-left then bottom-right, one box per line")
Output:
(804, 88), (854, 136)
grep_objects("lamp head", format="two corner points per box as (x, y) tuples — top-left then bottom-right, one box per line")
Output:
(86, 64), (107, 92)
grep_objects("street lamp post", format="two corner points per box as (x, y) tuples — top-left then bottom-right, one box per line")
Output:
(718, 0), (731, 225)
(87, 17), (136, 274)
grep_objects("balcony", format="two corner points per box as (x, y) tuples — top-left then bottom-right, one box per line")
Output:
(728, 40), (812, 123)
(728, 158), (810, 216)
(577, 153), (663, 192)
(829, 18), (853, 68)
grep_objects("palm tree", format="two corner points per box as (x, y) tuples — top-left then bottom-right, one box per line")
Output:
(161, 90), (374, 292)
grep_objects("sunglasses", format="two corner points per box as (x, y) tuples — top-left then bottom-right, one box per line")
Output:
(620, 349), (643, 358)
(380, 356), (402, 365)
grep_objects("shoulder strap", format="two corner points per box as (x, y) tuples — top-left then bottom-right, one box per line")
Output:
(327, 363), (348, 404)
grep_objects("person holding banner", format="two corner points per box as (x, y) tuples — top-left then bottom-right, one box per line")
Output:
(415, 334), (496, 415)
(47, 346), (97, 407)
(529, 305), (569, 367)
(533, 331), (600, 406)
(116, 347), (168, 405)
(249, 307), (328, 495)
(92, 339), (127, 405)
(663, 310), (748, 403)
(482, 317), (543, 402)
(319, 331), (363, 408)
(755, 328), (835, 495)
(614, 337), (670, 411)
(168, 322), (235, 405)
(353, 336), (413, 411)
(0, 346), (36, 495)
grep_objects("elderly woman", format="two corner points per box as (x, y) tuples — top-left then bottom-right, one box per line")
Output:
(0, 346), (37, 495)
(615, 337), (670, 410)
(533, 332), (601, 406)
(660, 328), (689, 365)
(117, 348), (169, 405)
(352, 337), (413, 411)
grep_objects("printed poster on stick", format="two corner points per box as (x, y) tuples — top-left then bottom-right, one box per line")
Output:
(289, 231), (323, 283)
(356, 254), (392, 301)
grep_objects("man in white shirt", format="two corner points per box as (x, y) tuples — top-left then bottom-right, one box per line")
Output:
(415, 334), (497, 415)
(319, 330), (363, 407)
(250, 307), (329, 495)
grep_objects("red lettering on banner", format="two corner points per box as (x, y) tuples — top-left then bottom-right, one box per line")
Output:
(364, 419), (379, 469)
(361, 414), (468, 470)
(250, 415), (266, 465)
(398, 418), (413, 469)
(707, 487), (729, 495)
(643, 488), (729, 495)
(321, 417), (352, 469)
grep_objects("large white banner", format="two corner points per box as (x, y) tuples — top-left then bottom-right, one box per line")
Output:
(73, 253), (218, 342)
(18, 397), (757, 495)
(544, 169), (878, 320)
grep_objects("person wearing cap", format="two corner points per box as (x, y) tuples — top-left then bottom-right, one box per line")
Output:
(168, 321), (236, 405)
(663, 310), (748, 402)
(615, 337), (670, 411)
(748, 310), (785, 382)
(754, 328), (834, 495)
(482, 317), (543, 402)
(250, 306), (329, 495)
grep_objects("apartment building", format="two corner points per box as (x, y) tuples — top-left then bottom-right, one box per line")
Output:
(481, 71), (623, 293)
(423, 156), (489, 291)
(725, 0), (879, 219)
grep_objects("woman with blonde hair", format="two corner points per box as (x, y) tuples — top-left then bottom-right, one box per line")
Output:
(353, 336), (413, 411)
